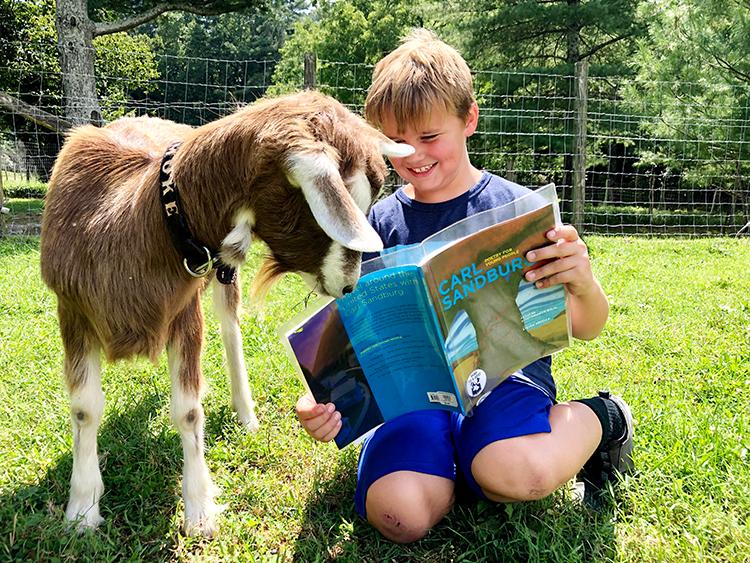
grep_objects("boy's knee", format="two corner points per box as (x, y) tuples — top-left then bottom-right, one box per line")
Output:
(365, 472), (453, 543)
(473, 449), (558, 501)
(368, 509), (431, 544)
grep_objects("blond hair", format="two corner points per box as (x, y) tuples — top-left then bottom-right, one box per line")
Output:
(365, 29), (475, 133)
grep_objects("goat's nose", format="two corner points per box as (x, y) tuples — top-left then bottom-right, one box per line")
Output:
(342, 285), (354, 295)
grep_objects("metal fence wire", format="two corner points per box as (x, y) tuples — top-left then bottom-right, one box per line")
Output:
(1, 40), (749, 237)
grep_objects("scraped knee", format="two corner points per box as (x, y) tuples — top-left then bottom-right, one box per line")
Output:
(370, 509), (431, 544)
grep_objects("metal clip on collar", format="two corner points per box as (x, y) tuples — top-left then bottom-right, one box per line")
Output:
(183, 246), (214, 277)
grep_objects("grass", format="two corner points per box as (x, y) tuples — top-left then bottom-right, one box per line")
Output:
(4, 198), (45, 215)
(1, 235), (749, 561)
(1, 170), (48, 199)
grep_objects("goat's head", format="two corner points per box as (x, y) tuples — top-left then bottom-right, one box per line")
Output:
(219, 91), (413, 300)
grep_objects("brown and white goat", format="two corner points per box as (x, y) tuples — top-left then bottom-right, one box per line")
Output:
(40, 90), (413, 536)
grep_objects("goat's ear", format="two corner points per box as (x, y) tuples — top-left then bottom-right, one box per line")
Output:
(285, 151), (384, 253)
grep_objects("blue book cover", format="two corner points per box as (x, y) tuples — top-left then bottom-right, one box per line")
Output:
(280, 184), (571, 448)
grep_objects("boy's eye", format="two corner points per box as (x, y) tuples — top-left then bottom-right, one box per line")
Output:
(421, 134), (438, 142)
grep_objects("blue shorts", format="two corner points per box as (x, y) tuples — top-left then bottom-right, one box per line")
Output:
(354, 378), (553, 518)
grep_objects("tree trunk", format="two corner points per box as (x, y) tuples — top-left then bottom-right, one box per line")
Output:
(55, 0), (102, 126)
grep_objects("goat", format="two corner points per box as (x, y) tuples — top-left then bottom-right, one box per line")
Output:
(39, 90), (413, 537)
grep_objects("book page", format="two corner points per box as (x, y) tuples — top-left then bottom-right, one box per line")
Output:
(282, 299), (386, 449)
(336, 266), (460, 421)
(421, 202), (571, 414)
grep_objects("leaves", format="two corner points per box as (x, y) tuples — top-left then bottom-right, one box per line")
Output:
(269, 0), (425, 105)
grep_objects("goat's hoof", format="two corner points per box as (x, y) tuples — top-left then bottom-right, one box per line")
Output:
(183, 500), (225, 538)
(239, 411), (260, 433)
(65, 505), (104, 533)
(235, 405), (260, 432)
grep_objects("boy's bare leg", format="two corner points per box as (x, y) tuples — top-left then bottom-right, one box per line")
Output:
(471, 401), (601, 502)
(365, 471), (454, 544)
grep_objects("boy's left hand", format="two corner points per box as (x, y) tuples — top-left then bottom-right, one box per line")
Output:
(524, 225), (596, 297)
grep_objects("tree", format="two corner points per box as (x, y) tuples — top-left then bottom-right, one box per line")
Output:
(146, 0), (306, 125)
(270, 0), (426, 107)
(0, 1), (164, 179)
(449, 0), (644, 70)
(54, 0), (266, 125)
(625, 0), (750, 210)
(1, 0), (62, 122)
(435, 0), (646, 192)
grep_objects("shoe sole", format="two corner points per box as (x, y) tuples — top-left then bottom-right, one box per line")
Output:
(608, 394), (635, 475)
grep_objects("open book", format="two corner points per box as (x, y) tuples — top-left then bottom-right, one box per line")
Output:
(280, 184), (571, 448)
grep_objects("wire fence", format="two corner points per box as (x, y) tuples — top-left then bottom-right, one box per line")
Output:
(1, 39), (749, 237)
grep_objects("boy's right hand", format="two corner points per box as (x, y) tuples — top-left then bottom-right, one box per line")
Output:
(295, 393), (342, 442)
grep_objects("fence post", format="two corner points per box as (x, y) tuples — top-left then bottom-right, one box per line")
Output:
(0, 168), (7, 236)
(572, 59), (588, 232)
(304, 53), (316, 90)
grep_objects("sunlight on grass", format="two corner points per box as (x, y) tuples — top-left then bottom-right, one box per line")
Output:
(1, 236), (748, 561)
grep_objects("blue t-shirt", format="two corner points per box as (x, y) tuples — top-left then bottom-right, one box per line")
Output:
(366, 171), (557, 400)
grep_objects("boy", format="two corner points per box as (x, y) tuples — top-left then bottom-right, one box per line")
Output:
(296, 29), (634, 544)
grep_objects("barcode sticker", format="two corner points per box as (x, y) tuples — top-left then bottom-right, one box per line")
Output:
(427, 391), (458, 407)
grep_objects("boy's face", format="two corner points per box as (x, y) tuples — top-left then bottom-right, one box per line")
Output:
(380, 103), (480, 203)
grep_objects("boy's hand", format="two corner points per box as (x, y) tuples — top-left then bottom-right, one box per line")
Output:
(295, 393), (342, 442)
(524, 225), (597, 297)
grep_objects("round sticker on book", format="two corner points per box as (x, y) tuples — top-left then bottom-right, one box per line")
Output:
(466, 369), (487, 398)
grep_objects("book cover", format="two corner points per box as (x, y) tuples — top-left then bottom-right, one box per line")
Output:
(421, 202), (570, 414)
(280, 184), (570, 448)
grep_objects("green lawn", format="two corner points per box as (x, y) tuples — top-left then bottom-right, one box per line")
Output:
(1, 236), (749, 561)
(1, 170), (47, 198)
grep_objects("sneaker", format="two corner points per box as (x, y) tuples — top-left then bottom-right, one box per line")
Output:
(576, 391), (634, 509)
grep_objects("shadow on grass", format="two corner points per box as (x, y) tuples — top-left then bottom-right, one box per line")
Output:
(292, 457), (621, 562)
(0, 393), (186, 561)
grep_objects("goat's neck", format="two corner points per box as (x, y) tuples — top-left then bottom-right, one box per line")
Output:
(171, 120), (257, 250)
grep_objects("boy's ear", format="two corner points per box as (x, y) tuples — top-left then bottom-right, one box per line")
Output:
(464, 102), (479, 137)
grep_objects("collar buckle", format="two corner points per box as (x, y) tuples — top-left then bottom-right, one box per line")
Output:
(183, 246), (213, 277)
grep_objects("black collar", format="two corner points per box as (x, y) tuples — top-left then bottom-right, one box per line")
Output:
(159, 141), (236, 285)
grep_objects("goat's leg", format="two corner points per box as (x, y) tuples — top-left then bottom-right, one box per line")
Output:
(213, 278), (259, 431)
(168, 299), (222, 537)
(60, 306), (105, 531)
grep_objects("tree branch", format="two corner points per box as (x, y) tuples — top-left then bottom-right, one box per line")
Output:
(93, 2), (249, 36)
(675, 24), (750, 84)
(0, 91), (74, 132)
(578, 32), (634, 61)
(709, 54), (750, 84)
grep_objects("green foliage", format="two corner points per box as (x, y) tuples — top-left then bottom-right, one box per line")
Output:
(94, 32), (160, 121)
(447, 0), (645, 70)
(269, 0), (425, 105)
(146, 1), (306, 124)
(623, 0), (750, 194)
(1, 169), (47, 198)
(0, 0), (59, 104)
(88, 0), (265, 19)
(1, 236), (749, 560)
